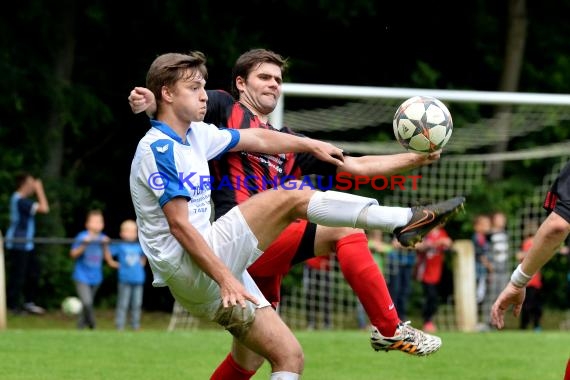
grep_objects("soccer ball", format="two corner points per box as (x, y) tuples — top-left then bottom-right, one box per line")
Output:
(393, 96), (453, 153)
(61, 296), (83, 316)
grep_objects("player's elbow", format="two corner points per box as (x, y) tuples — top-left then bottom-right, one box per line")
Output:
(37, 205), (50, 214)
(167, 217), (188, 240)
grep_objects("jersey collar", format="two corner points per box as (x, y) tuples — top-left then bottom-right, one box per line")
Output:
(150, 119), (191, 146)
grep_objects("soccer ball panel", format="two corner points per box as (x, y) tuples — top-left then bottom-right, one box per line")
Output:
(428, 124), (448, 145)
(408, 133), (431, 152)
(403, 102), (427, 120)
(396, 119), (418, 139)
(425, 104), (446, 124)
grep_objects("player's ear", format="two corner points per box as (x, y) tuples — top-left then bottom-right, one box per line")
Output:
(162, 85), (174, 103)
(235, 76), (246, 93)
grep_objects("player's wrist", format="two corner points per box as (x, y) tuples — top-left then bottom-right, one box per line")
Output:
(510, 264), (532, 288)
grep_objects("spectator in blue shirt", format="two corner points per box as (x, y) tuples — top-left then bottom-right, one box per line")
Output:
(70, 209), (118, 329)
(5, 172), (49, 315)
(111, 219), (146, 331)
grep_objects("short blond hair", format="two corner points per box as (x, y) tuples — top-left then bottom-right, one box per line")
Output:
(120, 219), (137, 232)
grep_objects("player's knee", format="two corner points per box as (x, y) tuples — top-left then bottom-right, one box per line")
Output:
(275, 181), (315, 209)
(271, 342), (304, 371)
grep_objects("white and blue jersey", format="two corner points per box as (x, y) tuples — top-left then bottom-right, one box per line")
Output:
(5, 192), (38, 251)
(130, 120), (239, 286)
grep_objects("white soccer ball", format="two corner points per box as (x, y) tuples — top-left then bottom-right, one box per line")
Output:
(393, 96), (453, 153)
(61, 296), (83, 316)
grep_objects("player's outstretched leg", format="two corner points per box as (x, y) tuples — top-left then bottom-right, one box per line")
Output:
(370, 321), (442, 356)
(394, 196), (466, 248)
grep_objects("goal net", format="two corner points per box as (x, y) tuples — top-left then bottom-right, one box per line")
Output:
(168, 84), (570, 332)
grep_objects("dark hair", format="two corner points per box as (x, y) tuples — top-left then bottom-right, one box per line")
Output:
(14, 172), (33, 189)
(86, 209), (104, 221)
(230, 49), (288, 98)
(146, 51), (208, 106)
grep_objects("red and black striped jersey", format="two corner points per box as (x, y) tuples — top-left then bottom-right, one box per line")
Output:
(205, 90), (338, 219)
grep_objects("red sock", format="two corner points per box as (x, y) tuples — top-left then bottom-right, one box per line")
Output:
(564, 358), (570, 380)
(336, 233), (400, 336)
(210, 353), (256, 380)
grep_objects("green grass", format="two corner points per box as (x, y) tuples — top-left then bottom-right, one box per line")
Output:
(2, 312), (569, 379)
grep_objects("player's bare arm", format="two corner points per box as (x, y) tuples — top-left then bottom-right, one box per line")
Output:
(491, 212), (570, 329)
(234, 128), (344, 167)
(339, 151), (441, 177)
(162, 197), (259, 308)
(33, 178), (50, 214)
(103, 238), (120, 269)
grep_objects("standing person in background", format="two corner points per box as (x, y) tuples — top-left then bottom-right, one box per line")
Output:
(110, 219), (147, 331)
(70, 209), (118, 330)
(414, 224), (453, 333)
(487, 211), (510, 317)
(386, 237), (416, 323)
(303, 255), (333, 330)
(472, 214), (493, 329)
(516, 224), (543, 331)
(5, 172), (50, 315)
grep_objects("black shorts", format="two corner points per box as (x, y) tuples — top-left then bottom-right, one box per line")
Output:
(543, 161), (570, 224)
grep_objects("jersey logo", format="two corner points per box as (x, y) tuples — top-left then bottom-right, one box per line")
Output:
(156, 144), (169, 153)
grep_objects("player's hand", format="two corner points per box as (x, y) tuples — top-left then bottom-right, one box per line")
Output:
(33, 178), (44, 190)
(308, 139), (344, 167)
(490, 282), (526, 329)
(219, 276), (259, 309)
(413, 150), (441, 166)
(128, 87), (157, 116)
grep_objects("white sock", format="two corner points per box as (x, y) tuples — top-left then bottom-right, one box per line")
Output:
(270, 371), (300, 380)
(306, 191), (412, 232)
(307, 191), (378, 227)
(362, 205), (413, 232)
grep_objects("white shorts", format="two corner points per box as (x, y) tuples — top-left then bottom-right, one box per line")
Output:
(166, 206), (271, 323)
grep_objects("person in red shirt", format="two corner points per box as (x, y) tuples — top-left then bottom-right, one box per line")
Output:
(415, 224), (452, 332)
(517, 225), (543, 331)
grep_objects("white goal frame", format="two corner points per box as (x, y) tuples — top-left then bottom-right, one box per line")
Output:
(270, 84), (570, 129)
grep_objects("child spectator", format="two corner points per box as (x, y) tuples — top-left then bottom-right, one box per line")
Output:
(415, 224), (453, 333)
(70, 209), (118, 329)
(111, 219), (146, 331)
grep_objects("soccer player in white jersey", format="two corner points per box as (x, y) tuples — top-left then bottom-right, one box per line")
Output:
(130, 51), (464, 379)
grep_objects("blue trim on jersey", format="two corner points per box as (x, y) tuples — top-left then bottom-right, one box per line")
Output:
(151, 119), (190, 146)
(150, 139), (191, 207)
(212, 128), (240, 160)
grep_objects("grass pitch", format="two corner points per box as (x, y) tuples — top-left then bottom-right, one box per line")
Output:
(1, 319), (568, 380)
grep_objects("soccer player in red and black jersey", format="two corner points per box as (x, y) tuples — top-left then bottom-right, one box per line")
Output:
(129, 49), (449, 378)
